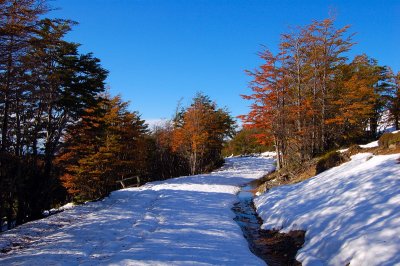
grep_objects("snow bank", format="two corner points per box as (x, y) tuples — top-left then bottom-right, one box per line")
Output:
(359, 140), (379, 148)
(255, 153), (400, 266)
(261, 151), (276, 157)
(360, 130), (400, 149)
(0, 156), (274, 265)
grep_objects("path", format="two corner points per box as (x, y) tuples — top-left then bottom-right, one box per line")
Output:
(0, 156), (274, 265)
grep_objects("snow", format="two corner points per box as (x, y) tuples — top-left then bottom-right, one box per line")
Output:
(255, 152), (400, 266)
(43, 203), (76, 217)
(145, 118), (169, 130)
(376, 110), (400, 134)
(360, 130), (399, 149)
(0, 155), (275, 265)
(60, 202), (76, 210)
(359, 140), (379, 148)
(260, 151), (276, 157)
(4, 148), (399, 265)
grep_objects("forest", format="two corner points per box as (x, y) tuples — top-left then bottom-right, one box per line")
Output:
(0, 0), (234, 229)
(239, 18), (400, 170)
(0, 0), (399, 232)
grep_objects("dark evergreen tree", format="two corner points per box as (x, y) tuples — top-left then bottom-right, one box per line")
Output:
(0, 0), (48, 229)
(0, 3), (108, 226)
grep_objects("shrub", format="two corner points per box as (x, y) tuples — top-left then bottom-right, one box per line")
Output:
(222, 128), (271, 157)
(316, 151), (346, 174)
(346, 144), (362, 156)
(378, 132), (400, 148)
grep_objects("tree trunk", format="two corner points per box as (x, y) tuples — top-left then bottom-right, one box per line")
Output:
(274, 136), (281, 170)
(1, 44), (13, 153)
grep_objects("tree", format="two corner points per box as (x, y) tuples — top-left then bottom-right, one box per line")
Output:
(390, 72), (400, 130)
(147, 121), (188, 179)
(172, 93), (235, 175)
(58, 95), (148, 202)
(17, 19), (107, 219)
(241, 18), (354, 169)
(299, 19), (352, 156)
(222, 128), (271, 156)
(329, 55), (388, 143)
(240, 49), (288, 168)
(0, 6), (109, 226)
(0, 0), (48, 228)
(0, 0), (48, 153)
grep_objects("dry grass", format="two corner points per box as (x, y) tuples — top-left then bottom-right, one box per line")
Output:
(255, 159), (321, 194)
(373, 145), (400, 155)
(256, 143), (400, 194)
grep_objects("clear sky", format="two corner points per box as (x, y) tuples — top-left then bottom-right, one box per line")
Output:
(50, 0), (400, 122)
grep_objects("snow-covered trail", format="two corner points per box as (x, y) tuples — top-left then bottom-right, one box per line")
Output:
(0, 156), (275, 265)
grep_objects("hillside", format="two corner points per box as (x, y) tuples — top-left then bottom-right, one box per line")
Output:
(255, 152), (400, 265)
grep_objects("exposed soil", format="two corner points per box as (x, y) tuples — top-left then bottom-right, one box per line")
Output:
(233, 184), (305, 265)
(373, 145), (400, 155)
(255, 229), (305, 266)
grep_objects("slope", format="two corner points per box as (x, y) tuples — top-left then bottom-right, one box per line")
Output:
(255, 152), (400, 266)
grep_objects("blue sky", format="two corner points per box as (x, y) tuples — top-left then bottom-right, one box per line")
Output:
(51, 0), (400, 122)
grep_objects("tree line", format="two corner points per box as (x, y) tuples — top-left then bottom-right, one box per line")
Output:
(0, 0), (234, 230)
(240, 18), (400, 170)
(59, 92), (234, 202)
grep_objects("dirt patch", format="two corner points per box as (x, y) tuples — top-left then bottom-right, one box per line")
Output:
(254, 229), (305, 266)
(254, 158), (322, 194)
(373, 145), (400, 155)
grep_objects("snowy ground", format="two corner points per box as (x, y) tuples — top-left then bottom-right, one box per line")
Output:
(255, 152), (400, 266)
(0, 156), (274, 265)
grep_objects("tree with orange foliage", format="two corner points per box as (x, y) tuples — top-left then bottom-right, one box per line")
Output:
(148, 121), (188, 179)
(222, 128), (271, 157)
(58, 95), (148, 202)
(241, 18), (356, 169)
(239, 49), (287, 168)
(172, 93), (235, 175)
(328, 55), (384, 144)
(241, 18), (399, 172)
